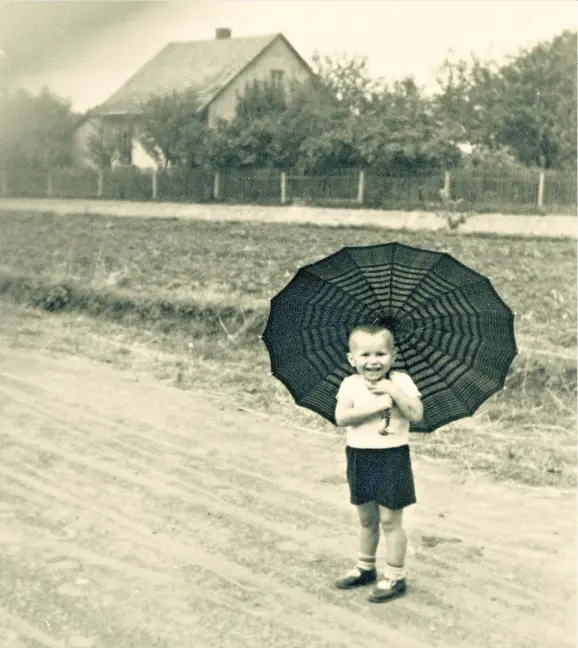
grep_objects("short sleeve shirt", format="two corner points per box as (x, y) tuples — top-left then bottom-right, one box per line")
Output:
(336, 372), (421, 449)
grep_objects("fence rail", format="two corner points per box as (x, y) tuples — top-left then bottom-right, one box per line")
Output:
(0, 166), (575, 214)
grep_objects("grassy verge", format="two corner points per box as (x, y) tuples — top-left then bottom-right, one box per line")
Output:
(0, 210), (575, 488)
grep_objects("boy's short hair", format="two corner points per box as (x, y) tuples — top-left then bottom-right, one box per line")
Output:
(348, 324), (395, 349)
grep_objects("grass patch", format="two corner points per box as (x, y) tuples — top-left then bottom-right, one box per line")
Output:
(0, 209), (575, 488)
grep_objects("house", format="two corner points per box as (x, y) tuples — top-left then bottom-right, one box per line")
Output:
(72, 28), (314, 168)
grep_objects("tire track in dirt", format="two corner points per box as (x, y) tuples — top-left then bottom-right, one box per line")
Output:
(4, 410), (560, 627)
(0, 382), (346, 537)
(1, 347), (575, 648)
(1, 611), (66, 648)
(2, 425), (457, 648)
(0, 364), (568, 648)
(1, 366), (571, 579)
(0, 369), (347, 516)
(2, 396), (458, 644)
(1, 469), (445, 648)
(2, 367), (564, 614)
(1, 364), (572, 560)
(2, 414), (468, 644)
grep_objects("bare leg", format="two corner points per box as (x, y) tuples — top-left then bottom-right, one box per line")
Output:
(357, 501), (380, 564)
(378, 506), (406, 568)
(335, 501), (381, 588)
(367, 506), (408, 601)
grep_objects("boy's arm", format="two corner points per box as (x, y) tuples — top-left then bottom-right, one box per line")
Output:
(381, 381), (423, 422)
(335, 394), (393, 427)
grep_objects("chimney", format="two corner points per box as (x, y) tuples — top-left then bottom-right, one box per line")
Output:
(215, 28), (232, 40)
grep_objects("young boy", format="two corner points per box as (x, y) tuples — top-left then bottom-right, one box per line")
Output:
(334, 324), (423, 603)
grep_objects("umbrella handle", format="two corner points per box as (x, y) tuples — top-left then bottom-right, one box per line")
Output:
(378, 408), (392, 436)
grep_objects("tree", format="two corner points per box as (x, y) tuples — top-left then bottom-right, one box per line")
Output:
(435, 55), (504, 149)
(137, 90), (209, 168)
(207, 77), (354, 172)
(311, 51), (383, 115)
(435, 30), (577, 169)
(498, 30), (577, 169)
(355, 77), (462, 174)
(211, 79), (290, 168)
(0, 87), (77, 168)
(86, 121), (133, 169)
(234, 78), (287, 121)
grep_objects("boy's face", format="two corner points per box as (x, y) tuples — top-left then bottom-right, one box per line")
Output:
(347, 330), (396, 382)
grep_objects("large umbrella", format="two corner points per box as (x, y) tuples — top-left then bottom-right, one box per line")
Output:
(262, 242), (517, 433)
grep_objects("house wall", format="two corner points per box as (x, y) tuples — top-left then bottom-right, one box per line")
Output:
(206, 37), (312, 128)
(72, 117), (101, 167)
(73, 115), (158, 168)
(72, 36), (312, 168)
(131, 137), (157, 169)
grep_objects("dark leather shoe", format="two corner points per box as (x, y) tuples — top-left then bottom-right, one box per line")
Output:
(335, 568), (377, 589)
(368, 577), (406, 602)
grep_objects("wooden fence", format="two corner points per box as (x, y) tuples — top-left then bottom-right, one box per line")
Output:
(0, 166), (575, 213)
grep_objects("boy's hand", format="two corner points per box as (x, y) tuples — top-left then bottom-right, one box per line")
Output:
(366, 379), (394, 396)
(365, 380), (393, 410)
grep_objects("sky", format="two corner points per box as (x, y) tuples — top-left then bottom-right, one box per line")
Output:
(0, 0), (575, 112)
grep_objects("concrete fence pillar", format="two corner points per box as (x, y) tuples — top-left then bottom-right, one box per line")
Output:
(280, 171), (287, 204)
(537, 171), (545, 207)
(152, 168), (158, 200)
(443, 170), (451, 198)
(357, 170), (365, 204)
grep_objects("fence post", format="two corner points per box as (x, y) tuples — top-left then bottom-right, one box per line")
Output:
(0, 169), (6, 196)
(152, 168), (158, 200)
(213, 171), (220, 200)
(443, 170), (451, 198)
(357, 170), (365, 204)
(537, 171), (545, 208)
(280, 171), (287, 204)
(97, 169), (103, 198)
(47, 173), (52, 198)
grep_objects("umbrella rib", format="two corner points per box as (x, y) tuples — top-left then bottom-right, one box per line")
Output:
(300, 266), (383, 322)
(338, 248), (394, 322)
(407, 346), (477, 419)
(386, 251), (451, 317)
(296, 364), (353, 409)
(264, 325), (353, 372)
(394, 255), (493, 318)
(409, 312), (516, 338)
(405, 333), (511, 414)
(404, 278), (513, 325)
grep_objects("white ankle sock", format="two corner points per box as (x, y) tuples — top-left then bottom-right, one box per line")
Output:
(383, 564), (405, 581)
(356, 555), (376, 572)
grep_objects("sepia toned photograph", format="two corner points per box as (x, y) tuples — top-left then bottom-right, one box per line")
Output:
(0, 1), (575, 647)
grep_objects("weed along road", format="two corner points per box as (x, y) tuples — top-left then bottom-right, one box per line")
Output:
(0, 343), (575, 648)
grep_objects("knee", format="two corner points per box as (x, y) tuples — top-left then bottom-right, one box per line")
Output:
(380, 512), (403, 534)
(358, 510), (380, 531)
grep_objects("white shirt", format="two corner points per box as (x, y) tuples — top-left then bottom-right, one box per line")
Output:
(336, 372), (421, 449)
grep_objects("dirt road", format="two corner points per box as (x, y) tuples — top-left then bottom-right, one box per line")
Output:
(0, 197), (576, 237)
(0, 345), (575, 648)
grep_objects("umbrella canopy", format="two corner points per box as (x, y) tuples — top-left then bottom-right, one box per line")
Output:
(262, 242), (517, 433)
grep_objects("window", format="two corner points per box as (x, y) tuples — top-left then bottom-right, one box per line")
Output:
(270, 69), (285, 86)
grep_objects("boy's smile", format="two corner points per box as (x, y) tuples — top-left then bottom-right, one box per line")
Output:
(347, 330), (396, 383)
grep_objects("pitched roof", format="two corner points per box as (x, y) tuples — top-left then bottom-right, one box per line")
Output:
(97, 33), (287, 115)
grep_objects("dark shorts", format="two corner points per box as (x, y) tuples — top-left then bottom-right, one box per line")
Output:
(346, 445), (416, 510)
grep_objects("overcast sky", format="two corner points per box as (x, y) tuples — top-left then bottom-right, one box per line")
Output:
(1, 0), (575, 112)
